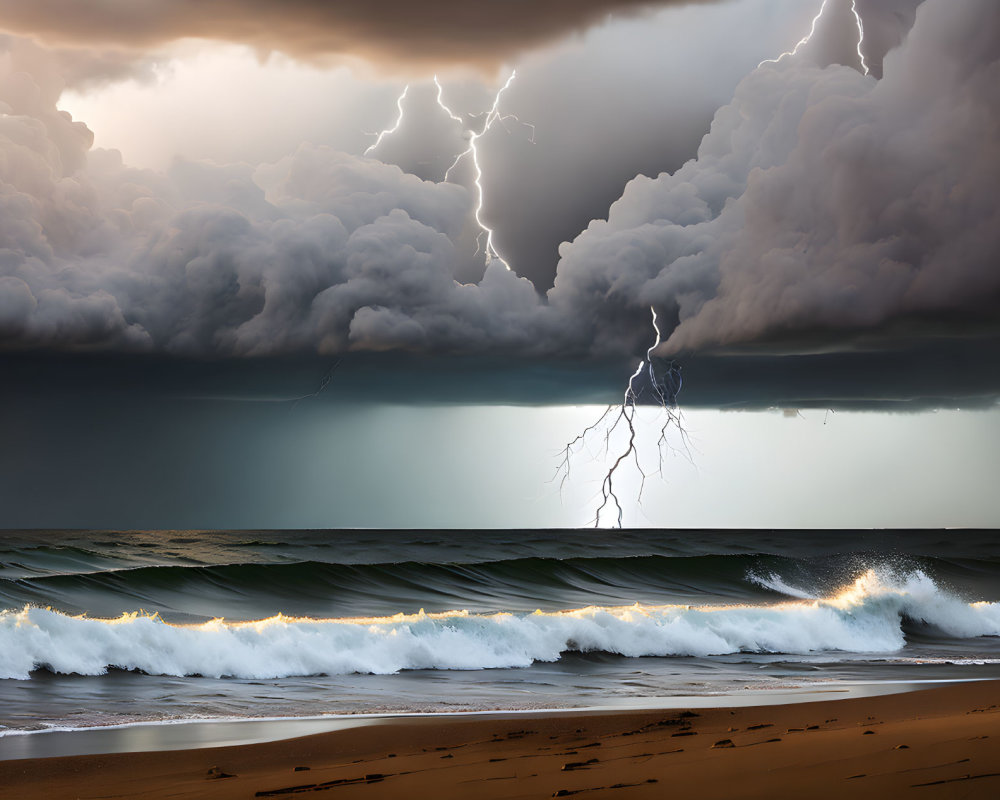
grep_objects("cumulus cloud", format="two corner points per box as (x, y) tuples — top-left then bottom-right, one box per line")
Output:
(548, 0), (999, 359)
(0, 0), (725, 73)
(0, 37), (551, 355)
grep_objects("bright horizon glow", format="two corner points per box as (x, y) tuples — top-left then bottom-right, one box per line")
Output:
(7, 402), (992, 531)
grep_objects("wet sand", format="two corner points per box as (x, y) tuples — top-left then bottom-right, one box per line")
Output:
(2, 680), (998, 799)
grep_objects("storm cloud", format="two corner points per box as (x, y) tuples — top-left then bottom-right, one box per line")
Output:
(549, 0), (999, 361)
(0, 35), (554, 355)
(0, 0), (997, 412)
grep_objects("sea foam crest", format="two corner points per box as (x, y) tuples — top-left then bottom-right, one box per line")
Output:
(1, 570), (997, 680)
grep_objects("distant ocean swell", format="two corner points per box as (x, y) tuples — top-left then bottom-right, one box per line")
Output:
(2, 569), (999, 681)
(0, 554), (801, 618)
(5, 550), (1000, 622)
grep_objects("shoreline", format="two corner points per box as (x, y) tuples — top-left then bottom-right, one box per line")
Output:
(2, 680), (998, 798)
(0, 680), (951, 761)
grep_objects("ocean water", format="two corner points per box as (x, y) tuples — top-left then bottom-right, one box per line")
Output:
(1, 529), (999, 736)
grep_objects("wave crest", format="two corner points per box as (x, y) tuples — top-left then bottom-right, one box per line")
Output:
(2, 569), (997, 680)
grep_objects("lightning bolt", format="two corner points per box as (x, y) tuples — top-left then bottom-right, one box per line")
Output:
(437, 71), (532, 271)
(850, 0), (870, 76)
(626, 306), (663, 405)
(433, 75), (465, 129)
(555, 306), (688, 528)
(758, 0), (869, 76)
(365, 74), (532, 271)
(364, 85), (410, 156)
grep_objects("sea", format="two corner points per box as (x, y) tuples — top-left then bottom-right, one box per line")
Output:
(2, 528), (999, 750)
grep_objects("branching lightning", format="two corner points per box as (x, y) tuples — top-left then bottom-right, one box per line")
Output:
(365, 85), (410, 156)
(556, 1), (879, 527)
(554, 307), (688, 528)
(437, 71), (534, 271)
(366, 74), (532, 273)
(758, 0), (869, 76)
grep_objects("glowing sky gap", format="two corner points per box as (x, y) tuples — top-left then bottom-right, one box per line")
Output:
(438, 71), (521, 271)
(757, 0), (869, 76)
(364, 85), (409, 156)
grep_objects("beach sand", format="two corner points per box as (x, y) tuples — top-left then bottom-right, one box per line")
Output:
(2, 681), (998, 799)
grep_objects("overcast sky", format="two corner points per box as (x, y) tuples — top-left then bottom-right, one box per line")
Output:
(0, 0), (996, 527)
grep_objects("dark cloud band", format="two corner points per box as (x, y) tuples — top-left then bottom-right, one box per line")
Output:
(0, 0), (716, 70)
(3, 333), (998, 410)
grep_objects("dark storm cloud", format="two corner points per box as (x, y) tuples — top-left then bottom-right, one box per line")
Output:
(0, 0), (723, 71)
(548, 0), (1000, 363)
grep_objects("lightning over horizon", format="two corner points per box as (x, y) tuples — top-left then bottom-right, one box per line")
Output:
(555, 306), (687, 528)
(559, 0), (886, 527)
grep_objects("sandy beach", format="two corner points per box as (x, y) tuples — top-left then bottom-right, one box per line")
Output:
(2, 680), (998, 799)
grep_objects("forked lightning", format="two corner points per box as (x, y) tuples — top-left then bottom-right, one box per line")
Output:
(438, 71), (534, 271)
(366, 73), (531, 272)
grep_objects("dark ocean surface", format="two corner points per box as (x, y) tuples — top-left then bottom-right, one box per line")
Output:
(1, 529), (999, 737)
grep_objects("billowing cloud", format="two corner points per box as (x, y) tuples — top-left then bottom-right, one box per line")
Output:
(0, 0), (725, 73)
(0, 144), (549, 355)
(549, 0), (999, 361)
(0, 36), (553, 355)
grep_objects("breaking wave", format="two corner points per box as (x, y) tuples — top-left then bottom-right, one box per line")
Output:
(2, 569), (998, 681)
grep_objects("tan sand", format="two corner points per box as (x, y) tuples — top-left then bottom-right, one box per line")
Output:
(2, 681), (998, 799)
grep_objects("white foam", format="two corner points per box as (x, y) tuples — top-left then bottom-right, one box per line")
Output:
(2, 570), (998, 680)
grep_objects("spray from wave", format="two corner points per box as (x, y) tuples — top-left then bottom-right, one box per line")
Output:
(748, 571), (818, 600)
(2, 569), (998, 681)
